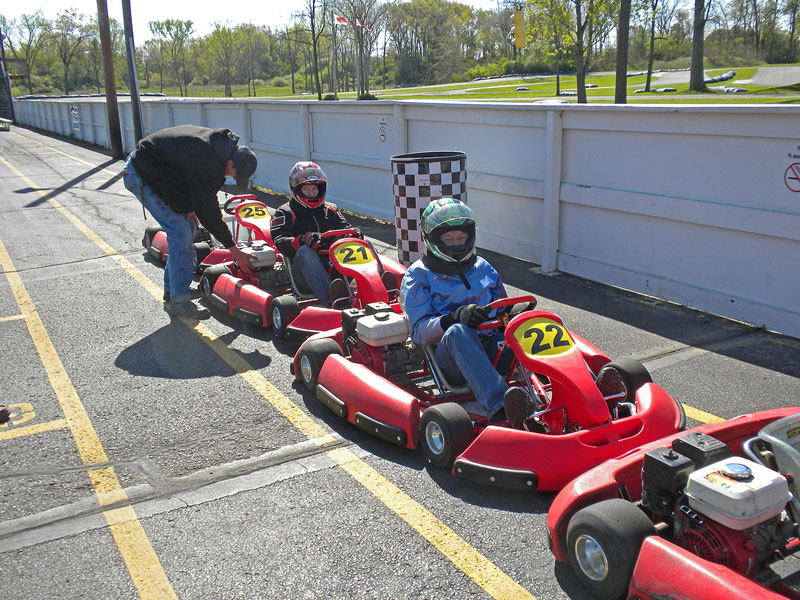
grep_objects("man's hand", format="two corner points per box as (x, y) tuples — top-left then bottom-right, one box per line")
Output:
(441, 304), (491, 330)
(229, 245), (254, 274)
(302, 232), (323, 249)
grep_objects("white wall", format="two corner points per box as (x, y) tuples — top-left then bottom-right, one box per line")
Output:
(13, 97), (800, 339)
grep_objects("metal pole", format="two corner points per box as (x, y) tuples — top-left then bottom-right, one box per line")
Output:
(121, 0), (144, 143)
(331, 14), (339, 99)
(96, 0), (123, 158)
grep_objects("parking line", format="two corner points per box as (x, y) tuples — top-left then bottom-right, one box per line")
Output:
(0, 162), (177, 600)
(4, 138), (535, 599)
(0, 418), (69, 441)
(683, 404), (725, 424)
(0, 314), (25, 323)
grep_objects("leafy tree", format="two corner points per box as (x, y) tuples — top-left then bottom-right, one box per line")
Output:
(149, 19), (194, 96)
(207, 23), (240, 96)
(3, 12), (50, 94)
(689, 0), (712, 91)
(52, 8), (92, 94)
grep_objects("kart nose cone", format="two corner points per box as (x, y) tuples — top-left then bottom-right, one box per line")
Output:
(574, 534), (608, 581)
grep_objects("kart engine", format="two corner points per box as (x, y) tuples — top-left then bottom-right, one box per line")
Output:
(341, 304), (423, 377)
(241, 242), (288, 289)
(641, 432), (796, 579)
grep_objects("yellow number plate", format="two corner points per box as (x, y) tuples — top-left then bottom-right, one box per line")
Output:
(237, 204), (269, 219)
(514, 317), (575, 357)
(333, 242), (373, 265)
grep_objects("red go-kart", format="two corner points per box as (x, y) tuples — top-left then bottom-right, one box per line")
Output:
(547, 407), (800, 600)
(291, 295), (686, 491)
(198, 195), (291, 328)
(269, 230), (407, 340)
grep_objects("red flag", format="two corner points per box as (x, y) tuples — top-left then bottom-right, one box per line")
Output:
(335, 15), (348, 25)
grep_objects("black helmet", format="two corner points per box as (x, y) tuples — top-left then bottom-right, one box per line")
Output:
(420, 198), (476, 264)
(289, 161), (327, 209)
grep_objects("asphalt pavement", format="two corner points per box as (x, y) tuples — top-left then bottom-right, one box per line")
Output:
(1, 125), (799, 600)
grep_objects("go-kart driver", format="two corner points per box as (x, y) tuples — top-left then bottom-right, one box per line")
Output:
(270, 161), (361, 305)
(123, 125), (257, 319)
(400, 198), (536, 429)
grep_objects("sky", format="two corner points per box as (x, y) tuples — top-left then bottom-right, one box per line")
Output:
(2, 0), (504, 42)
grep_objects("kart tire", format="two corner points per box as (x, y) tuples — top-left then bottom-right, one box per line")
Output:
(596, 359), (652, 406)
(419, 403), (475, 469)
(271, 295), (301, 339)
(297, 338), (342, 392)
(192, 242), (213, 274)
(200, 264), (231, 298)
(143, 226), (162, 251)
(566, 498), (656, 600)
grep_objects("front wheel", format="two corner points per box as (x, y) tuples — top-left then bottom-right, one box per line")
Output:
(419, 403), (475, 469)
(271, 295), (301, 339)
(200, 264), (231, 298)
(566, 499), (655, 600)
(596, 359), (653, 417)
(297, 338), (342, 391)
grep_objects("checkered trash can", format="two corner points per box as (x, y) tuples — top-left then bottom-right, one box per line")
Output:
(391, 151), (467, 265)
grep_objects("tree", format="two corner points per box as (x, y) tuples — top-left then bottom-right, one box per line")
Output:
(786, 0), (800, 60)
(207, 23), (240, 96)
(238, 24), (269, 96)
(4, 12), (50, 94)
(527, 0), (573, 96)
(52, 8), (92, 94)
(149, 19), (194, 96)
(615, 0), (633, 102)
(297, 0), (328, 100)
(689, 0), (712, 92)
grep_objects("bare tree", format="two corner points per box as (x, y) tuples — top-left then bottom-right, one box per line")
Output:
(297, 0), (329, 100)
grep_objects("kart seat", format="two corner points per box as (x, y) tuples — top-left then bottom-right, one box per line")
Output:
(421, 344), (471, 395)
(282, 255), (316, 300)
(757, 413), (800, 499)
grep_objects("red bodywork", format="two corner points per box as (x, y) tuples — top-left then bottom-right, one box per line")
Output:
(280, 237), (407, 339)
(546, 407), (800, 599)
(293, 304), (685, 491)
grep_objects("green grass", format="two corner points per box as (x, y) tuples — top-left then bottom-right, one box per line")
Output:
(25, 63), (800, 104)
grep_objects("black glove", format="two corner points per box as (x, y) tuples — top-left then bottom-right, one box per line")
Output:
(353, 228), (364, 239)
(302, 232), (323, 248)
(440, 304), (491, 330)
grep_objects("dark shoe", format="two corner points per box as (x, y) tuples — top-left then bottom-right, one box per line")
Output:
(163, 288), (202, 302)
(329, 278), (350, 306)
(0, 405), (9, 424)
(488, 406), (506, 423)
(164, 300), (210, 319)
(504, 387), (535, 430)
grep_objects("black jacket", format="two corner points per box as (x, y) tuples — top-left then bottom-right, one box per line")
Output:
(270, 199), (350, 259)
(130, 125), (237, 247)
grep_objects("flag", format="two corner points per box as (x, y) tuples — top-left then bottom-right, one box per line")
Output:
(334, 15), (348, 25)
(355, 17), (372, 32)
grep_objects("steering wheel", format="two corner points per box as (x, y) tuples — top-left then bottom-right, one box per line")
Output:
(223, 194), (259, 215)
(314, 228), (359, 252)
(476, 295), (538, 331)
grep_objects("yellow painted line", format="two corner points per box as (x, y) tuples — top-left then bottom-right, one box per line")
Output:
(0, 314), (26, 323)
(0, 162), (177, 600)
(2, 142), (536, 600)
(683, 404), (726, 424)
(12, 130), (119, 175)
(0, 418), (69, 441)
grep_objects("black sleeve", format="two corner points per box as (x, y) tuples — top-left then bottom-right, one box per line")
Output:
(193, 198), (235, 248)
(270, 207), (299, 258)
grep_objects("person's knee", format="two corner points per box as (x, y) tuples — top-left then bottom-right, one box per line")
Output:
(441, 322), (475, 347)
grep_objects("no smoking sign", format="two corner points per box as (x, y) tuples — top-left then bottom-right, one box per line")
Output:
(785, 163), (800, 192)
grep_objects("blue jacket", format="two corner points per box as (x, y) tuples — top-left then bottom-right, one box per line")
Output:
(400, 256), (507, 345)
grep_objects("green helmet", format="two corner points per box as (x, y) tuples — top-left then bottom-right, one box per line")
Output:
(420, 198), (476, 263)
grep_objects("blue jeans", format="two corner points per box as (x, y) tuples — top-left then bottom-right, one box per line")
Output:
(123, 155), (196, 302)
(293, 245), (332, 303)
(435, 324), (508, 416)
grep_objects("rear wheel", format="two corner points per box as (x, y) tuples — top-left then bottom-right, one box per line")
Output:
(143, 226), (162, 251)
(192, 242), (213, 273)
(271, 295), (301, 339)
(200, 264), (231, 298)
(297, 339), (343, 391)
(566, 499), (656, 600)
(419, 403), (475, 469)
